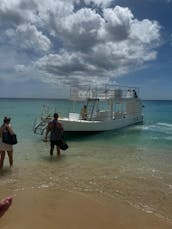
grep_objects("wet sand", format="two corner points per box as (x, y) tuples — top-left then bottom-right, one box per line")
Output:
(0, 188), (171, 229)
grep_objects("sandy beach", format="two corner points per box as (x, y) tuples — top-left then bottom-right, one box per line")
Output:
(0, 188), (171, 229)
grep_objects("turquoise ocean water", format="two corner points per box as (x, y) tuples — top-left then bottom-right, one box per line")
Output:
(0, 99), (172, 223)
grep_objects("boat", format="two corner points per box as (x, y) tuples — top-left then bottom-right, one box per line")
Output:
(33, 85), (143, 135)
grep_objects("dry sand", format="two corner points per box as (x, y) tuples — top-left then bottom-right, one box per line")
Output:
(0, 188), (171, 229)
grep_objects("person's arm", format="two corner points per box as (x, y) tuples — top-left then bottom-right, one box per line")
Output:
(61, 125), (64, 135)
(58, 123), (64, 136)
(45, 123), (51, 141)
(7, 124), (15, 135)
(80, 108), (83, 117)
(0, 127), (2, 138)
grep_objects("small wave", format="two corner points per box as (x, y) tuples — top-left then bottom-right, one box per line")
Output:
(157, 122), (172, 128)
(130, 122), (171, 130)
(150, 135), (172, 141)
(164, 136), (172, 141)
(139, 122), (172, 135)
(156, 123), (172, 135)
(132, 125), (154, 131)
(150, 136), (159, 140)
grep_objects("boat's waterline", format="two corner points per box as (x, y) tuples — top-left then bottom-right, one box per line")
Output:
(60, 115), (143, 131)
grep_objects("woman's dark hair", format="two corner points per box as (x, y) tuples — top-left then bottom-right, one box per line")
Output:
(3, 116), (11, 124)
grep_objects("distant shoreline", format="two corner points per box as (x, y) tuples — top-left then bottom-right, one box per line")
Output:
(0, 97), (69, 100)
(0, 97), (172, 101)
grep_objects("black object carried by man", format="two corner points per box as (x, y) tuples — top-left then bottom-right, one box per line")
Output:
(59, 139), (68, 150)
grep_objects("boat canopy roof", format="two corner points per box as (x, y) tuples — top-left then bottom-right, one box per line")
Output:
(69, 85), (139, 101)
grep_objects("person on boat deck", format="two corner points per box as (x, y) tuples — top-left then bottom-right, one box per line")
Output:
(0, 117), (15, 170)
(80, 105), (87, 120)
(133, 89), (138, 98)
(126, 89), (132, 98)
(45, 113), (64, 156)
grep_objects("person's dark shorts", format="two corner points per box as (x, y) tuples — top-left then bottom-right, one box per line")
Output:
(50, 140), (61, 147)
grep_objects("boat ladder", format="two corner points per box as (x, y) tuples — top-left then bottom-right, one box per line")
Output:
(33, 118), (48, 135)
(86, 98), (99, 120)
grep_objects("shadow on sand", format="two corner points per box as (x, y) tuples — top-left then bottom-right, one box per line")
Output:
(40, 154), (67, 163)
(64, 131), (103, 141)
(0, 167), (12, 176)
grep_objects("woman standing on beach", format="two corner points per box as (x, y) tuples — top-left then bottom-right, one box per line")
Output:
(0, 117), (15, 169)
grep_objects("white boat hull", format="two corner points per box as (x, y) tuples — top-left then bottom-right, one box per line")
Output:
(60, 115), (143, 132)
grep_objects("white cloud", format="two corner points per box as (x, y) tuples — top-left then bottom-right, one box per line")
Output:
(0, 0), (162, 89)
(55, 8), (104, 51)
(83, 0), (111, 7)
(4, 24), (51, 52)
(130, 19), (160, 44)
(17, 24), (51, 51)
(102, 6), (134, 41)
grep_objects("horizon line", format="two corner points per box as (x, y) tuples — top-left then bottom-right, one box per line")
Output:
(0, 97), (172, 101)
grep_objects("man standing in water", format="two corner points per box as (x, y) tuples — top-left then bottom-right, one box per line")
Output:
(45, 113), (64, 156)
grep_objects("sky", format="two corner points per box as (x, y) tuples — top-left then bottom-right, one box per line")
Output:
(0, 0), (172, 99)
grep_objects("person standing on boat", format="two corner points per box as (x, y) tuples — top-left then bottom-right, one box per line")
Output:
(133, 89), (138, 98)
(0, 117), (15, 169)
(80, 105), (87, 120)
(45, 113), (64, 156)
(126, 89), (132, 98)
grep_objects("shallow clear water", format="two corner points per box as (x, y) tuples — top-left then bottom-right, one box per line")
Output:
(0, 99), (172, 222)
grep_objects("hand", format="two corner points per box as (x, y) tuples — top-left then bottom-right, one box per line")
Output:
(0, 196), (13, 217)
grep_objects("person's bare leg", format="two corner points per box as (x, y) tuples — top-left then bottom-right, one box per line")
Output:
(0, 197), (13, 217)
(50, 144), (54, 156)
(0, 151), (5, 170)
(7, 151), (13, 168)
(56, 146), (61, 156)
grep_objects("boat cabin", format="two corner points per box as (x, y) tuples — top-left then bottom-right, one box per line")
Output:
(68, 85), (142, 122)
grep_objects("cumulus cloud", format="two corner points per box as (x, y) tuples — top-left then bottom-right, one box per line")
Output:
(4, 24), (51, 52)
(0, 0), (161, 88)
(82, 0), (111, 7)
(102, 6), (134, 41)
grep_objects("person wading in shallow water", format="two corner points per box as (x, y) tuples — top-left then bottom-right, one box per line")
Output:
(0, 117), (15, 169)
(45, 113), (64, 156)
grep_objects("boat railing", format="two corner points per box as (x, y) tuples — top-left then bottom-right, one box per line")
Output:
(33, 104), (55, 135)
(69, 85), (139, 101)
(33, 116), (51, 135)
